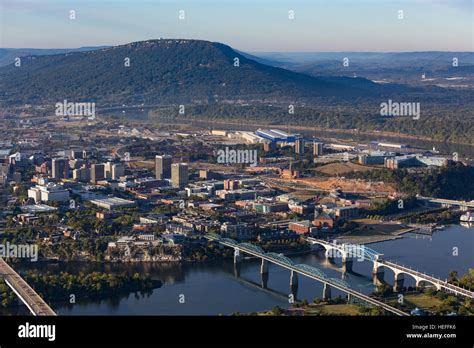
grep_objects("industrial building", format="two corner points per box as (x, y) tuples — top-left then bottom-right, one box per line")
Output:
(385, 155), (449, 169)
(89, 197), (136, 210)
(358, 151), (396, 165)
(255, 129), (296, 143)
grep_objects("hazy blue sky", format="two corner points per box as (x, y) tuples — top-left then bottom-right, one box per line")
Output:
(1, 0), (472, 52)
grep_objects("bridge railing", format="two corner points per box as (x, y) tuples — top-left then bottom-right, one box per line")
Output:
(382, 260), (474, 295)
(238, 243), (265, 256)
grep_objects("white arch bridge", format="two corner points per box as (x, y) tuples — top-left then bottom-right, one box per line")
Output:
(305, 237), (474, 298)
(204, 233), (408, 316)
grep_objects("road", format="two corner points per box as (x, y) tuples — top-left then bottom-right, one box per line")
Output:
(0, 258), (56, 316)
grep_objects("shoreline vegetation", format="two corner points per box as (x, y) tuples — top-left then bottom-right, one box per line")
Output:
(0, 271), (162, 309)
(236, 269), (474, 316)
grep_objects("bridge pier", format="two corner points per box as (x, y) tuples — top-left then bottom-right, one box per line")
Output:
(342, 256), (353, 273)
(260, 259), (269, 289)
(324, 247), (336, 263)
(323, 283), (332, 300)
(233, 249), (242, 277)
(233, 248), (241, 264)
(372, 263), (385, 286)
(290, 270), (298, 298)
(233, 263), (241, 278)
(393, 273), (405, 292)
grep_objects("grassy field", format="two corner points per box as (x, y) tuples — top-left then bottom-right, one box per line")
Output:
(403, 293), (444, 310)
(311, 303), (362, 315)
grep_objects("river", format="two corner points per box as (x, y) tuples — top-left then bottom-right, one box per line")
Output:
(4, 224), (472, 316)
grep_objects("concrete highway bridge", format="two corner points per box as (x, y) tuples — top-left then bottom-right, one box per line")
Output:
(0, 258), (56, 316)
(417, 196), (474, 211)
(204, 233), (408, 316)
(305, 237), (474, 298)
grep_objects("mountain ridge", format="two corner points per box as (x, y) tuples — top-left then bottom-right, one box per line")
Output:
(0, 39), (405, 107)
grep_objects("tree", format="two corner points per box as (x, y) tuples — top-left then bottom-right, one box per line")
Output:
(271, 306), (284, 316)
(448, 271), (458, 284)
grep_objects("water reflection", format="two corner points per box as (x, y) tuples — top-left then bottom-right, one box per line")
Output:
(9, 225), (473, 315)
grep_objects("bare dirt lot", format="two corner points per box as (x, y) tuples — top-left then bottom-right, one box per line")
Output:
(297, 177), (395, 194)
(313, 162), (376, 175)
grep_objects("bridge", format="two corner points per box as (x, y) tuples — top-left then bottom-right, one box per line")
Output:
(204, 233), (408, 316)
(417, 196), (474, 211)
(0, 258), (56, 316)
(305, 237), (474, 298)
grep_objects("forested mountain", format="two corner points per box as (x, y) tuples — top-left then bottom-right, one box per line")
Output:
(0, 39), (405, 106)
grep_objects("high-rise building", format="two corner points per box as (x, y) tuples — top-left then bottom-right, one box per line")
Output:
(155, 155), (172, 180)
(263, 141), (276, 152)
(73, 166), (90, 182)
(52, 158), (68, 179)
(171, 163), (188, 188)
(224, 179), (239, 190)
(111, 163), (125, 180)
(104, 162), (113, 179)
(90, 163), (105, 183)
(313, 142), (324, 157)
(295, 139), (305, 155)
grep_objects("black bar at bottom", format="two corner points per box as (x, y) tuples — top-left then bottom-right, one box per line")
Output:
(0, 316), (472, 346)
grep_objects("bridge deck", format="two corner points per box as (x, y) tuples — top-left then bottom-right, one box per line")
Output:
(306, 237), (474, 299)
(0, 258), (56, 316)
(381, 260), (474, 298)
(206, 237), (408, 316)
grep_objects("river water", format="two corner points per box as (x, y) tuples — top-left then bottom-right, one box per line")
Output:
(5, 224), (472, 316)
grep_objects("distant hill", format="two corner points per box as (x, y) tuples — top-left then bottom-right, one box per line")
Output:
(249, 51), (474, 67)
(0, 39), (406, 107)
(0, 46), (109, 67)
(249, 51), (474, 87)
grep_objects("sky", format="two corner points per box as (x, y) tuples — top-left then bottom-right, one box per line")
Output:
(0, 0), (472, 52)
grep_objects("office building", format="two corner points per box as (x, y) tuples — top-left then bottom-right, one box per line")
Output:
(223, 179), (239, 190)
(295, 139), (305, 155)
(313, 142), (324, 157)
(171, 163), (188, 188)
(51, 158), (68, 179)
(73, 166), (90, 182)
(263, 141), (276, 152)
(28, 183), (70, 203)
(155, 155), (172, 180)
(111, 163), (125, 180)
(90, 163), (105, 183)
(104, 162), (113, 179)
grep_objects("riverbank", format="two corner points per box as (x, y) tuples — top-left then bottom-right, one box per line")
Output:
(151, 117), (474, 146)
(0, 271), (162, 310)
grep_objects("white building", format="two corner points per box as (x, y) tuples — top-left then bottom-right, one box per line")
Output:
(89, 197), (136, 210)
(28, 183), (70, 203)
